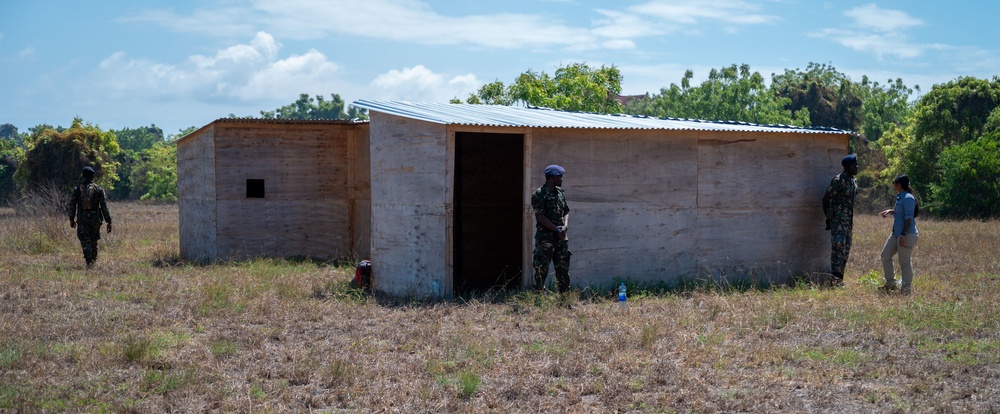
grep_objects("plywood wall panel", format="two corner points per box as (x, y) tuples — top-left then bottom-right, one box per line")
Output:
(369, 114), (449, 296)
(216, 198), (351, 260)
(530, 129), (699, 208)
(178, 199), (217, 262)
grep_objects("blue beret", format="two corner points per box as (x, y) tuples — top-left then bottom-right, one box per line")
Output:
(82, 166), (95, 174)
(842, 154), (857, 166)
(544, 165), (564, 176)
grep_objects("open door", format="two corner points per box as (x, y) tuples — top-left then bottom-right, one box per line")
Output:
(453, 132), (524, 293)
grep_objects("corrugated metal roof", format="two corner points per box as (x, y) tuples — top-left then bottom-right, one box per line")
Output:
(352, 100), (852, 135)
(210, 117), (367, 125)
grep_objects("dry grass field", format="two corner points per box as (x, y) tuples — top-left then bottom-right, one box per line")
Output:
(1, 202), (998, 413)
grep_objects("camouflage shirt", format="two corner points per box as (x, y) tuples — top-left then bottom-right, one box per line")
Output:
(826, 172), (857, 226)
(531, 185), (569, 233)
(68, 180), (112, 224)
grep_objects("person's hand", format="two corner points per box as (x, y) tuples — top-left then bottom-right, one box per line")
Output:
(107, 223), (113, 233)
(898, 235), (906, 247)
(69, 220), (76, 229)
(556, 226), (567, 240)
(879, 209), (893, 218)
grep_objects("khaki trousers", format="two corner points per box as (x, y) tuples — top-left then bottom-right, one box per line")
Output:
(881, 234), (918, 290)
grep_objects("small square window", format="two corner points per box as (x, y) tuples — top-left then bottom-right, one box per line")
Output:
(246, 179), (265, 198)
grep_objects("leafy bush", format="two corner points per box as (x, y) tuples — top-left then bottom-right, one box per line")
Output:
(931, 136), (1000, 218)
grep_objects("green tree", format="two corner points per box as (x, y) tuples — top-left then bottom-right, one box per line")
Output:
(15, 118), (120, 194)
(0, 124), (18, 141)
(903, 76), (1000, 203)
(771, 63), (863, 131)
(855, 76), (917, 142)
(110, 125), (166, 200)
(130, 143), (177, 202)
(930, 135), (1000, 218)
(261, 93), (369, 120)
(0, 138), (25, 204)
(116, 125), (164, 152)
(625, 64), (809, 126)
(466, 63), (624, 113)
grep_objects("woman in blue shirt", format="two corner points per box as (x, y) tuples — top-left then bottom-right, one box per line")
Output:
(878, 174), (920, 294)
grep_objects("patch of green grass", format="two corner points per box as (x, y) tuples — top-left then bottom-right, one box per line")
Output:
(121, 334), (159, 364)
(0, 344), (23, 368)
(209, 339), (237, 358)
(763, 308), (794, 329)
(857, 269), (882, 286)
(898, 299), (985, 332)
(0, 385), (18, 409)
(198, 279), (247, 315)
(696, 333), (725, 347)
(143, 368), (192, 394)
(456, 370), (481, 399)
(917, 338), (1000, 365)
(524, 339), (567, 356)
(249, 383), (266, 400)
(787, 347), (865, 367)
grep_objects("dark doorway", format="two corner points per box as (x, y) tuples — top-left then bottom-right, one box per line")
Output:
(454, 132), (524, 293)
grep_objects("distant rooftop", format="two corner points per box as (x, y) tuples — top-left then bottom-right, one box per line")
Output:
(352, 100), (852, 135)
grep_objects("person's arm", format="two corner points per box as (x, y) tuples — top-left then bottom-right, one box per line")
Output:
(100, 190), (112, 233)
(822, 190), (833, 229)
(68, 186), (78, 228)
(559, 214), (569, 239)
(535, 212), (560, 233)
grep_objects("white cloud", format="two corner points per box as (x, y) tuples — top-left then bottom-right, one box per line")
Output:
(92, 32), (343, 103)
(809, 29), (925, 60)
(844, 3), (923, 33)
(17, 46), (36, 61)
(370, 65), (481, 102)
(812, 4), (925, 60)
(630, 0), (779, 26)
(123, 0), (777, 54)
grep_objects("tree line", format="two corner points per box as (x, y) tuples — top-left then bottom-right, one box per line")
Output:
(458, 62), (999, 219)
(0, 93), (364, 207)
(3, 67), (998, 219)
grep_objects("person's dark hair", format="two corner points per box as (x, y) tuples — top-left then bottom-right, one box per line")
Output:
(894, 174), (920, 217)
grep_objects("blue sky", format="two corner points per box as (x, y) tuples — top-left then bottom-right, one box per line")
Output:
(2, 0), (997, 137)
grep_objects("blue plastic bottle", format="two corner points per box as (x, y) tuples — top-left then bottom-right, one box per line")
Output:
(618, 282), (627, 309)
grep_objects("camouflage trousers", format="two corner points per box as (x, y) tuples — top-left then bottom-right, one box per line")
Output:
(830, 225), (853, 280)
(77, 221), (102, 267)
(532, 234), (571, 293)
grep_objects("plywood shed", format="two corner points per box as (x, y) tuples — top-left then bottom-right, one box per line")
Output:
(176, 119), (370, 262)
(352, 100), (853, 298)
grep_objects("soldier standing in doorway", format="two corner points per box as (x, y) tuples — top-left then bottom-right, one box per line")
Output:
(531, 164), (571, 293)
(68, 166), (113, 269)
(822, 154), (859, 287)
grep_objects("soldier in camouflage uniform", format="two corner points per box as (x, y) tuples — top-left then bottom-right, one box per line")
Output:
(531, 165), (571, 293)
(68, 166), (113, 269)
(822, 154), (859, 287)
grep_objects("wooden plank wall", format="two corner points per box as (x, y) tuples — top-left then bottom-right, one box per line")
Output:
(212, 123), (356, 260)
(369, 114), (450, 297)
(531, 128), (847, 287)
(350, 123), (372, 259)
(177, 126), (218, 262)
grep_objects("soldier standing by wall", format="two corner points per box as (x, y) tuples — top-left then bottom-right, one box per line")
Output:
(822, 154), (859, 287)
(68, 166), (112, 269)
(531, 165), (571, 293)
